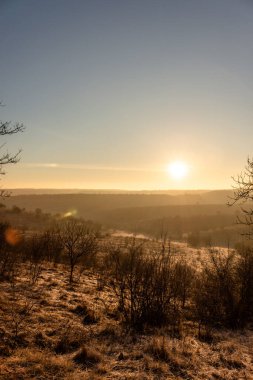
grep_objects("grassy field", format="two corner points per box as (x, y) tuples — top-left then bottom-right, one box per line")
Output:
(0, 236), (253, 380)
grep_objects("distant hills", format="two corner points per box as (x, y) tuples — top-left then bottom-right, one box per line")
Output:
(1, 189), (243, 246)
(6, 188), (232, 197)
(1, 189), (235, 221)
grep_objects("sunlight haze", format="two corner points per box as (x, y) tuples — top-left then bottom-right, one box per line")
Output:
(1, 0), (253, 190)
(167, 161), (189, 181)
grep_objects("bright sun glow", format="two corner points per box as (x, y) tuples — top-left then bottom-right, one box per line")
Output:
(167, 161), (188, 180)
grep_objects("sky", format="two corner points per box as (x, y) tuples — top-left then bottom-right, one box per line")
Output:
(0, 0), (253, 190)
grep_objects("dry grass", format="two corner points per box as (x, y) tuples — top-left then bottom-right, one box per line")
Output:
(0, 348), (81, 379)
(73, 345), (102, 367)
(0, 249), (252, 379)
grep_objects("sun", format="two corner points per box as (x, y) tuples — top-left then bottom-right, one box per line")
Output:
(167, 161), (188, 180)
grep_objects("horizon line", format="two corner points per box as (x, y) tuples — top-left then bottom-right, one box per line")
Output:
(5, 187), (232, 192)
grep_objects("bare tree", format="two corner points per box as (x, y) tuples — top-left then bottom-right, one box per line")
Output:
(0, 102), (24, 195)
(229, 157), (253, 238)
(59, 218), (97, 283)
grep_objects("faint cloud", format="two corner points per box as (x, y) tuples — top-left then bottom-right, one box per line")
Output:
(20, 163), (162, 172)
(22, 163), (60, 168)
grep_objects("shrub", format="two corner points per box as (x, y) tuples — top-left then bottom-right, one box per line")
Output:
(171, 261), (195, 308)
(40, 229), (63, 264)
(23, 234), (46, 284)
(0, 223), (22, 282)
(194, 247), (253, 329)
(105, 240), (184, 329)
(235, 244), (253, 322)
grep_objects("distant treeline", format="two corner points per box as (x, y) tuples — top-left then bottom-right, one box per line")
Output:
(2, 192), (245, 247)
(99, 204), (242, 247)
(3, 191), (234, 217)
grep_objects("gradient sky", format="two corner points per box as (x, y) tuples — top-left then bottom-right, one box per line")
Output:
(0, 0), (253, 190)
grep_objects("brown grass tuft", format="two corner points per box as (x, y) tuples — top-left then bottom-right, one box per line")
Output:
(71, 303), (99, 324)
(73, 345), (102, 368)
(146, 336), (194, 378)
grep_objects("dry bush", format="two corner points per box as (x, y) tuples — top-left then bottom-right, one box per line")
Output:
(23, 233), (46, 262)
(194, 247), (253, 330)
(194, 249), (238, 329)
(104, 240), (189, 330)
(171, 260), (195, 309)
(0, 223), (22, 283)
(22, 234), (47, 285)
(0, 246), (21, 283)
(22, 229), (62, 284)
(41, 228), (63, 264)
(235, 244), (253, 322)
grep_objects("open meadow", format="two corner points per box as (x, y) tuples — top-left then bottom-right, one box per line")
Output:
(0, 228), (253, 380)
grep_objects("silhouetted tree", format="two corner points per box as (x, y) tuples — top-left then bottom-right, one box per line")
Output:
(229, 157), (253, 238)
(0, 102), (24, 195)
(59, 218), (97, 283)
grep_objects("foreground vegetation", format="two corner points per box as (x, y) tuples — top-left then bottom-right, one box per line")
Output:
(0, 214), (253, 379)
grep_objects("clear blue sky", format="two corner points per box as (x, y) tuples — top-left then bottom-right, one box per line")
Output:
(1, 0), (253, 189)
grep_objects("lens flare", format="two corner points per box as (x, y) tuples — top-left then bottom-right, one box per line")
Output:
(62, 209), (77, 218)
(5, 227), (21, 246)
